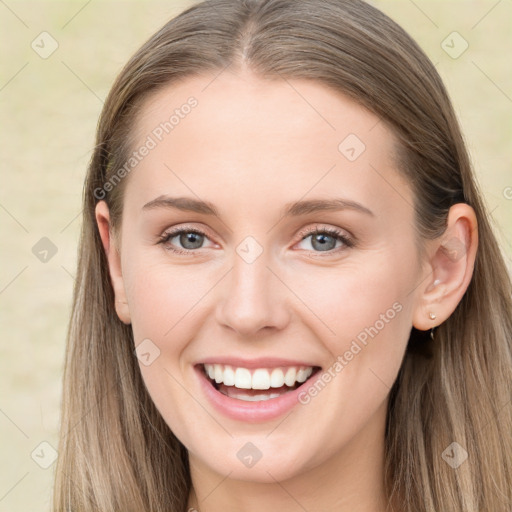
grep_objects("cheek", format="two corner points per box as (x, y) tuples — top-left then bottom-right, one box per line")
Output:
(289, 252), (414, 339)
(122, 257), (210, 440)
(124, 255), (208, 343)
(288, 258), (414, 445)
(287, 250), (416, 394)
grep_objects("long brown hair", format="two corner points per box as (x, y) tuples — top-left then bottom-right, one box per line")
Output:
(53, 0), (512, 510)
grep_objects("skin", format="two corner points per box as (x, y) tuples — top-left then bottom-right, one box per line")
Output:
(96, 69), (478, 512)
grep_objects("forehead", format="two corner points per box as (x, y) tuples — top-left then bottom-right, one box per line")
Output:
(124, 70), (413, 221)
(135, 70), (389, 153)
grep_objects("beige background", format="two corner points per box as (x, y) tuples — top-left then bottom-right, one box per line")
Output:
(0, 1), (510, 510)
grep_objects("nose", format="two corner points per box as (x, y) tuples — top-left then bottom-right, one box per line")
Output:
(215, 248), (290, 337)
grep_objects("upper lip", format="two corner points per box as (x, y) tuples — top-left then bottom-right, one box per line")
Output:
(197, 356), (322, 370)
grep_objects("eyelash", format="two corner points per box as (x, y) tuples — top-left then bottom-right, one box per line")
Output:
(157, 224), (354, 257)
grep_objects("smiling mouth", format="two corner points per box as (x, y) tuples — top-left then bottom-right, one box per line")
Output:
(200, 363), (322, 402)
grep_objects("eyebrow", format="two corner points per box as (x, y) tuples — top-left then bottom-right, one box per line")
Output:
(142, 195), (374, 218)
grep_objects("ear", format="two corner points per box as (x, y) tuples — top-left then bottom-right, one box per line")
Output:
(95, 200), (131, 325)
(412, 203), (478, 331)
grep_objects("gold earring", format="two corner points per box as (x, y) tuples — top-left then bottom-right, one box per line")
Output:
(428, 312), (437, 340)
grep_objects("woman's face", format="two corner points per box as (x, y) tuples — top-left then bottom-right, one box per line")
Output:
(100, 70), (428, 483)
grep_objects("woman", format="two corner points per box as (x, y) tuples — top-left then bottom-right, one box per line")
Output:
(53, 0), (512, 510)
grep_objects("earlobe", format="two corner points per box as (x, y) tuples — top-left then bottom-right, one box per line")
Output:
(412, 203), (478, 332)
(95, 201), (132, 325)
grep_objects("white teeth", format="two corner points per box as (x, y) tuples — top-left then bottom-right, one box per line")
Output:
(214, 365), (223, 384)
(296, 368), (310, 383)
(225, 391), (284, 401)
(284, 367), (297, 386)
(270, 368), (285, 388)
(252, 369), (271, 390)
(203, 363), (315, 390)
(234, 368), (252, 389)
(223, 365), (235, 386)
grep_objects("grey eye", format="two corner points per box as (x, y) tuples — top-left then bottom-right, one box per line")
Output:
(173, 231), (205, 250)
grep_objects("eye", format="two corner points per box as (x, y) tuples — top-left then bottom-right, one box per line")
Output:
(157, 224), (354, 256)
(295, 225), (354, 255)
(157, 226), (214, 255)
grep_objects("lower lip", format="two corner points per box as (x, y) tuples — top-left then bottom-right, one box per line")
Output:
(195, 365), (320, 423)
